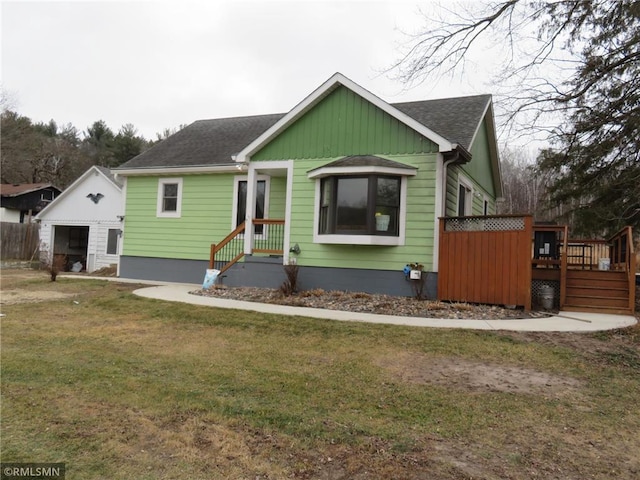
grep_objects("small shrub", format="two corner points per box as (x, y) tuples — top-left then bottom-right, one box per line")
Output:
(39, 246), (66, 282)
(279, 263), (299, 297)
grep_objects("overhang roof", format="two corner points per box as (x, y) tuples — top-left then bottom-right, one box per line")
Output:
(0, 183), (58, 197)
(307, 155), (418, 179)
(309, 155), (418, 171)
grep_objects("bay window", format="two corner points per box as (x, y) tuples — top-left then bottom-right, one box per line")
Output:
(319, 175), (400, 236)
(308, 155), (416, 246)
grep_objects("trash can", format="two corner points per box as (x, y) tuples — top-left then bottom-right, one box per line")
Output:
(539, 284), (555, 310)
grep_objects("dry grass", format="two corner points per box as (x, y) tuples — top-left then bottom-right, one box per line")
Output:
(1, 269), (639, 479)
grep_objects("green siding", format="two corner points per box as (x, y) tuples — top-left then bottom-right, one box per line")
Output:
(123, 174), (286, 260)
(252, 86), (438, 161)
(269, 176), (286, 218)
(122, 87), (504, 273)
(445, 165), (496, 217)
(444, 115), (499, 216)
(289, 154), (438, 271)
(461, 117), (496, 197)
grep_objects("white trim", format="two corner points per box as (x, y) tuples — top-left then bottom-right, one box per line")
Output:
(432, 153), (445, 272)
(232, 174), (270, 236)
(156, 177), (183, 218)
(36, 165), (121, 220)
(282, 161), (294, 265)
(117, 177), (127, 277)
(115, 164), (246, 176)
(243, 168), (256, 255)
(308, 165), (417, 179)
(457, 173), (474, 216)
(314, 234), (405, 246)
(312, 176), (408, 246)
(235, 72), (453, 162)
(483, 194), (490, 215)
(106, 228), (119, 255)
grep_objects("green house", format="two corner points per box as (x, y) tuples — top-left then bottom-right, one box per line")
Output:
(114, 73), (502, 296)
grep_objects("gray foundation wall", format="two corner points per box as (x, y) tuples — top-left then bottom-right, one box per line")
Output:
(119, 255), (438, 298)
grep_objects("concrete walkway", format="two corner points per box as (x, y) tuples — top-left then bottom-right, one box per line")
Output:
(124, 281), (637, 333)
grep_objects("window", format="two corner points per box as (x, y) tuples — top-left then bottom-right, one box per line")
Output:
(483, 198), (490, 216)
(233, 176), (268, 235)
(457, 176), (473, 217)
(41, 190), (54, 202)
(106, 229), (119, 255)
(319, 175), (400, 236)
(156, 178), (183, 217)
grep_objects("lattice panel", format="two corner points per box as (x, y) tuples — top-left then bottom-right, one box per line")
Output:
(444, 216), (526, 232)
(531, 280), (560, 310)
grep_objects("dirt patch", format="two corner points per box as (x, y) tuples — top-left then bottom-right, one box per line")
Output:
(1, 289), (76, 305)
(377, 352), (581, 396)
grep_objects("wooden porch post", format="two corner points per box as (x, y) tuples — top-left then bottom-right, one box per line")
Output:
(559, 225), (569, 309)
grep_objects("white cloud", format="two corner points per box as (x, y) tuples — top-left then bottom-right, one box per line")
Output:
(2, 1), (492, 140)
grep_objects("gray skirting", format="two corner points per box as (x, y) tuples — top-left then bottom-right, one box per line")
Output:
(119, 255), (437, 298)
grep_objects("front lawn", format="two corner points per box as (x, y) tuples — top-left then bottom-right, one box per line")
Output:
(1, 270), (639, 479)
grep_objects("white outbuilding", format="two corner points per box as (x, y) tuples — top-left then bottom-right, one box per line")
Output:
(36, 166), (123, 273)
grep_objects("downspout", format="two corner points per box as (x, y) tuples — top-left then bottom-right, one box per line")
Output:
(433, 146), (472, 272)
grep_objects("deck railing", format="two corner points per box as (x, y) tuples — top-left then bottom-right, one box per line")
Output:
(209, 219), (286, 274)
(209, 222), (246, 273)
(252, 219), (285, 255)
(609, 226), (636, 312)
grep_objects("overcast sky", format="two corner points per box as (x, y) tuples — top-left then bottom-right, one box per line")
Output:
(1, 0), (496, 141)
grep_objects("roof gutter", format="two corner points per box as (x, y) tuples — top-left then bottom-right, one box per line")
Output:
(440, 145), (472, 217)
(433, 145), (473, 272)
(113, 163), (248, 176)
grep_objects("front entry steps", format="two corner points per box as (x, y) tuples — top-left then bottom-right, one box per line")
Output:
(564, 270), (633, 315)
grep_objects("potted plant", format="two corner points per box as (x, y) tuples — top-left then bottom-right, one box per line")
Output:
(375, 212), (390, 231)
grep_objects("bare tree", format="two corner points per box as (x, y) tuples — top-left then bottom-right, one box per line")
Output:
(392, 0), (640, 236)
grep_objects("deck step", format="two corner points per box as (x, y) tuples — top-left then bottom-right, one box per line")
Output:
(566, 269), (627, 280)
(565, 286), (628, 298)
(563, 267), (631, 315)
(566, 271), (628, 288)
(565, 294), (629, 309)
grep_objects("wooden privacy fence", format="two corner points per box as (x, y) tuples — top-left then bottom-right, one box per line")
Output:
(1, 222), (40, 261)
(438, 215), (533, 310)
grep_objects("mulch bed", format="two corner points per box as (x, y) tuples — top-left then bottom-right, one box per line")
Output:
(191, 286), (552, 320)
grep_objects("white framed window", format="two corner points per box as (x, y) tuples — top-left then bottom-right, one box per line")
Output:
(232, 175), (270, 236)
(457, 174), (473, 217)
(308, 158), (415, 246)
(319, 175), (401, 236)
(483, 196), (490, 216)
(156, 178), (183, 218)
(312, 175), (409, 246)
(106, 228), (119, 255)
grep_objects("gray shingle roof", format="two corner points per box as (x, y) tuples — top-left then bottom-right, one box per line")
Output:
(96, 166), (123, 188)
(393, 94), (491, 150)
(309, 155), (418, 172)
(117, 95), (490, 170)
(119, 113), (285, 169)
